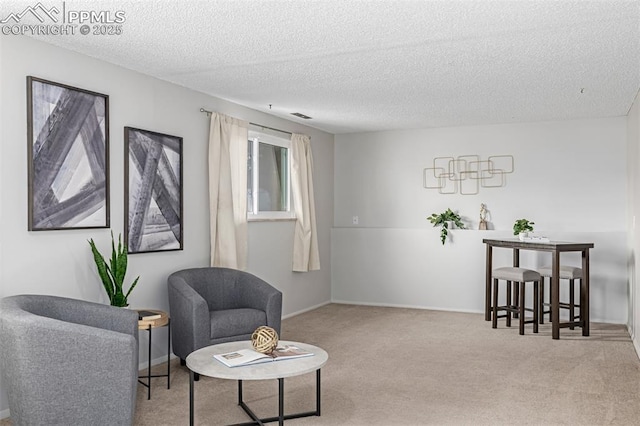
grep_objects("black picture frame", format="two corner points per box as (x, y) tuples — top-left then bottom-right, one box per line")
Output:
(27, 76), (110, 231)
(125, 127), (183, 254)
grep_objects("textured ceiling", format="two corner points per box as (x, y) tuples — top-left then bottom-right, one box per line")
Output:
(3, 0), (640, 134)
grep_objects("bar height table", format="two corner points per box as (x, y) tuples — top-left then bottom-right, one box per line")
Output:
(483, 238), (594, 339)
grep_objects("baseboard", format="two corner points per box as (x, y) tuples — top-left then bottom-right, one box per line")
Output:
(0, 408), (9, 420)
(282, 300), (331, 320)
(330, 299), (482, 315)
(139, 353), (178, 371)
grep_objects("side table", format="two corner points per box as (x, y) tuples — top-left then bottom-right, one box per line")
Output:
(137, 309), (171, 400)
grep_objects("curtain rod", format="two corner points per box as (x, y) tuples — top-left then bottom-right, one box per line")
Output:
(200, 108), (293, 136)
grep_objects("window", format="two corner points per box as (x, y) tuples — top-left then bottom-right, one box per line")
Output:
(247, 128), (294, 220)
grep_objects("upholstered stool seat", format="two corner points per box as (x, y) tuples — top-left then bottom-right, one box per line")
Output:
(538, 265), (582, 329)
(492, 267), (540, 335)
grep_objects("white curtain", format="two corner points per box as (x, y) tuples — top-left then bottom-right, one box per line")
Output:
(291, 133), (320, 272)
(208, 112), (249, 269)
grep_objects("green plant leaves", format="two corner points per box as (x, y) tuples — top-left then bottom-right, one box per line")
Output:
(513, 219), (535, 235)
(125, 276), (140, 300)
(427, 208), (465, 245)
(112, 292), (128, 308)
(440, 227), (448, 244)
(89, 238), (114, 301)
(88, 232), (140, 307)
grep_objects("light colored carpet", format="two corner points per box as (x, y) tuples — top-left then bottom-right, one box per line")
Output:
(2, 304), (640, 425)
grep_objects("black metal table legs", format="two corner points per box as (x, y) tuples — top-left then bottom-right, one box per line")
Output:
(138, 319), (171, 399)
(189, 369), (322, 426)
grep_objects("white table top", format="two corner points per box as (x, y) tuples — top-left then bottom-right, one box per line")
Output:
(186, 340), (328, 381)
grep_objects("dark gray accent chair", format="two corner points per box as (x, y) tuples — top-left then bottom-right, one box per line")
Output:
(0, 294), (139, 426)
(168, 267), (283, 367)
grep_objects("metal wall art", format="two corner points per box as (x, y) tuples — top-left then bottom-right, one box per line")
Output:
(125, 127), (183, 254)
(27, 76), (109, 230)
(423, 155), (514, 195)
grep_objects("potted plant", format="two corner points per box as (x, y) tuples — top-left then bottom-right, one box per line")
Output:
(89, 232), (140, 307)
(513, 219), (535, 241)
(427, 208), (466, 245)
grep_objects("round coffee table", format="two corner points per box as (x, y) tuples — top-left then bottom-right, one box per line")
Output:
(186, 340), (328, 426)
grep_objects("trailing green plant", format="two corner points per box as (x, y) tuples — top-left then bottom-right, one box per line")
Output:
(427, 208), (466, 245)
(513, 219), (535, 235)
(89, 232), (140, 307)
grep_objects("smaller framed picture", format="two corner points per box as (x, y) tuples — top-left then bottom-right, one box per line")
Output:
(125, 127), (183, 254)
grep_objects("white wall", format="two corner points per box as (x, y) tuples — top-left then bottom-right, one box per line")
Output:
(332, 118), (628, 324)
(627, 89), (640, 354)
(0, 36), (333, 416)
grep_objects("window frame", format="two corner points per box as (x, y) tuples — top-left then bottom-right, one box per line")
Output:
(247, 128), (295, 221)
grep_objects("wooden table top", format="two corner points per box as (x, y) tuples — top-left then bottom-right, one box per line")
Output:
(136, 309), (169, 329)
(482, 238), (594, 251)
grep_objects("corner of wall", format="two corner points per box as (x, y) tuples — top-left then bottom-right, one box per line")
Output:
(627, 86), (640, 358)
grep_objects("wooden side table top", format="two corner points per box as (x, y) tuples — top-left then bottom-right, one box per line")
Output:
(136, 309), (170, 329)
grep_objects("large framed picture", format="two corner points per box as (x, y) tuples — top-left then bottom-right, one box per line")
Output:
(27, 76), (109, 230)
(125, 127), (183, 254)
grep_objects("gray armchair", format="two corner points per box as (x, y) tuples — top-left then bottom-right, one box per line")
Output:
(168, 267), (283, 363)
(0, 295), (139, 426)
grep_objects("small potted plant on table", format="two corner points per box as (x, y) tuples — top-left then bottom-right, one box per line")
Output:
(513, 219), (535, 241)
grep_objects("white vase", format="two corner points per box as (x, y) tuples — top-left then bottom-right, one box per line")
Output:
(518, 232), (528, 241)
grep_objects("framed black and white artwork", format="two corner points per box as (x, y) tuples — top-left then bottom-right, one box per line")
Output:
(27, 76), (110, 231)
(125, 127), (183, 254)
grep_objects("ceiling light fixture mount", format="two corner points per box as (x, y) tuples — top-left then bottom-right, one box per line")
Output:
(291, 112), (312, 120)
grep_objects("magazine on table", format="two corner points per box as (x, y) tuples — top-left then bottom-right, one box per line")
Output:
(214, 345), (314, 368)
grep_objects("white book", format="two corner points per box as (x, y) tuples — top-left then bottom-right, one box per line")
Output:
(137, 310), (162, 321)
(213, 345), (314, 368)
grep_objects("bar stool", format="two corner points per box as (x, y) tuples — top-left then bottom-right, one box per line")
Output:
(538, 266), (582, 329)
(492, 267), (540, 335)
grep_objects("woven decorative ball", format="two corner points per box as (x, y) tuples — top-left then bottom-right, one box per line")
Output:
(251, 326), (279, 354)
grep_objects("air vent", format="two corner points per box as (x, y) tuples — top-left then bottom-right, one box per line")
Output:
(291, 112), (312, 120)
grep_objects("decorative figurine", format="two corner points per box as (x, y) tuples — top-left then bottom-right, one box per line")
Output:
(479, 203), (488, 230)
